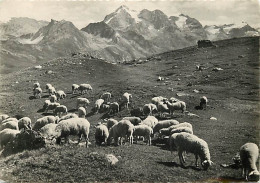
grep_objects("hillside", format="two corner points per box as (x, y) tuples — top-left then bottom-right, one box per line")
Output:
(0, 37), (259, 182)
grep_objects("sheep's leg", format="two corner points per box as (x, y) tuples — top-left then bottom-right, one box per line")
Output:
(78, 134), (82, 144)
(178, 151), (186, 167)
(85, 135), (89, 148)
(148, 136), (151, 146)
(195, 154), (199, 167)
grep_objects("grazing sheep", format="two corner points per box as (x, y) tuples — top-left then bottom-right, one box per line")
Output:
(45, 102), (60, 113)
(153, 119), (179, 134)
(46, 83), (52, 90)
(122, 92), (132, 109)
(106, 118), (118, 130)
(122, 117), (142, 126)
(100, 103), (110, 113)
(133, 125), (153, 145)
(100, 92), (112, 102)
(0, 114), (9, 123)
(50, 95), (57, 103)
(95, 123), (109, 145)
(0, 120), (19, 131)
(0, 129), (20, 148)
(33, 87), (42, 98)
(48, 86), (56, 96)
(78, 107), (87, 118)
(39, 123), (58, 142)
(33, 82), (40, 89)
(54, 105), (68, 117)
(164, 100), (186, 115)
(159, 122), (193, 137)
(79, 84), (93, 94)
(130, 107), (143, 117)
(1, 118), (18, 124)
(157, 102), (169, 117)
(72, 84), (80, 94)
(170, 127), (193, 135)
(200, 96), (208, 110)
(141, 116), (159, 128)
(170, 132), (213, 170)
(107, 120), (134, 146)
(143, 103), (157, 116)
(33, 116), (59, 131)
(55, 118), (90, 147)
(151, 96), (167, 105)
(77, 98), (90, 108)
(109, 102), (119, 114)
(95, 99), (105, 113)
(56, 90), (66, 101)
(43, 100), (51, 109)
(240, 142), (260, 181)
(58, 113), (79, 123)
(18, 117), (32, 130)
(169, 97), (180, 103)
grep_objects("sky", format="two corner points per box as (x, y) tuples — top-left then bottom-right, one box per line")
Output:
(0, 0), (259, 29)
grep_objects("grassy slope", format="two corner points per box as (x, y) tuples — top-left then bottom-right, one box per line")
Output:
(0, 37), (259, 182)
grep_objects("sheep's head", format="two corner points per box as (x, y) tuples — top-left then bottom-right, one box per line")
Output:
(201, 160), (213, 170)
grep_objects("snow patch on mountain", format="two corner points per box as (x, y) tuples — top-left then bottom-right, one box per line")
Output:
(18, 33), (44, 44)
(175, 15), (187, 29)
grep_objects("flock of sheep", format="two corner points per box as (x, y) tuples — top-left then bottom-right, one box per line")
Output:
(0, 81), (259, 181)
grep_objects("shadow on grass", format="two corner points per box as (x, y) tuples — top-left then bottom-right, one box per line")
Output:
(42, 95), (49, 98)
(29, 96), (36, 100)
(68, 109), (77, 113)
(37, 108), (45, 113)
(41, 112), (54, 116)
(218, 176), (244, 182)
(157, 161), (202, 171)
(70, 94), (82, 99)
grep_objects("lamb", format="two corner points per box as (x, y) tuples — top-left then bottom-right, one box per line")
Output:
(56, 90), (66, 100)
(164, 100), (186, 115)
(169, 132), (213, 170)
(48, 86), (56, 96)
(95, 123), (109, 145)
(54, 105), (68, 117)
(130, 107), (143, 117)
(122, 92), (132, 109)
(43, 100), (51, 109)
(107, 119), (134, 146)
(46, 83), (52, 91)
(200, 96), (208, 110)
(78, 107), (87, 118)
(0, 120), (19, 131)
(33, 87), (42, 98)
(33, 82), (40, 89)
(58, 113), (78, 123)
(50, 95), (57, 103)
(72, 84), (80, 94)
(45, 102), (60, 112)
(79, 84), (93, 94)
(0, 129), (20, 148)
(143, 103), (157, 116)
(141, 116), (158, 128)
(55, 118), (90, 147)
(122, 117), (142, 126)
(239, 142), (260, 181)
(133, 125), (153, 145)
(153, 119), (179, 134)
(0, 114), (9, 123)
(18, 117), (32, 130)
(105, 118), (118, 130)
(170, 127), (194, 135)
(100, 92), (112, 102)
(33, 116), (59, 131)
(159, 122), (193, 136)
(94, 99), (104, 113)
(77, 98), (90, 108)
(109, 102), (119, 114)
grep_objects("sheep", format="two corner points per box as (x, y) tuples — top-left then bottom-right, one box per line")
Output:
(39, 123), (58, 143)
(200, 96), (208, 110)
(58, 113), (79, 123)
(1, 118), (18, 124)
(33, 82), (40, 89)
(122, 117), (142, 126)
(79, 84), (93, 94)
(143, 103), (157, 116)
(77, 98), (90, 108)
(169, 132), (213, 170)
(141, 116), (158, 128)
(151, 96), (167, 105)
(107, 120), (134, 146)
(159, 122), (193, 137)
(18, 117), (32, 130)
(72, 84), (79, 94)
(133, 125), (153, 145)
(78, 107), (86, 118)
(106, 118), (118, 130)
(0, 120), (19, 131)
(94, 99), (104, 113)
(43, 100), (51, 109)
(100, 103), (110, 113)
(50, 95), (57, 103)
(164, 100), (186, 115)
(54, 105), (68, 117)
(100, 92), (112, 102)
(122, 92), (132, 109)
(109, 102), (119, 114)
(0, 129), (20, 148)
(95, 123), (109, 145)
(46, 83), (52, 91)
(45, 102), (60, 113)
(0, 114), (9, 123)
(170, 127), (194, 135)
(48, 86), (56, 96)
(56, 90), (66, 101)
(169, 97), (180, 103)
(55, 118), (90, 147)
(153, 119), (179, 134)
(33, 116), (60, 131)
(240, 142), (260, 181)
(33, 87), (42, 98)
(157, 102), (169, 117)
(130, 107), (143, 117)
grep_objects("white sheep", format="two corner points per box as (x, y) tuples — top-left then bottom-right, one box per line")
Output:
(1, 118), (18, 124)
(33, 87), (42, 98)
(101, 103), (110, 112)
(164, 100), (186, 115)
(55, 118), (90, 147)
(107, 119), (134, 146)
(48, 86), (56, 96)
(78, 107), (87, 118)
(169, 97), (180, 103)
(122, 117), (142, 126)
(54, 105), (68, 117)
(200, 96), (208, 110)
(122, 92), (132, 109)
(240, 142), (260, 181)
(0, 114), (9, 123)
(95, 99), (104, 113)
(0, 120), (19, 131)
(159, 122), (193, 136)
(18, 117), (32, 130)
(157, 102), (169, 117)
(143, 103), (157, 116)
(43, 100), (51, 109)
(58, 113), (79, 123)
(141, 116), (159, 128)
(151, 96), (167, 105)
(50, 94), (57, 103)
(95, 123), (109, 145)
(133, 125), (153, 145)
(45, 102), (60, 113)
(0, 129), (20, 148)
(79, 84), (93, 94)
(77, 98), (90, 108)
(169, 132), (213, 170)
(72, 84), (80, 94)
(46, 83), (52, 91)
(33, 116), (59, 131)
(39, 123), (58, 143)
(153, 119), (179, 134)
(100, 92), (112, 102)
(109, 102), (119, 114)
(106, 118), (118, 130)
(33, 82), (40, 89)
(170, 126), (194, 135)
(56, 90), (66, 101)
